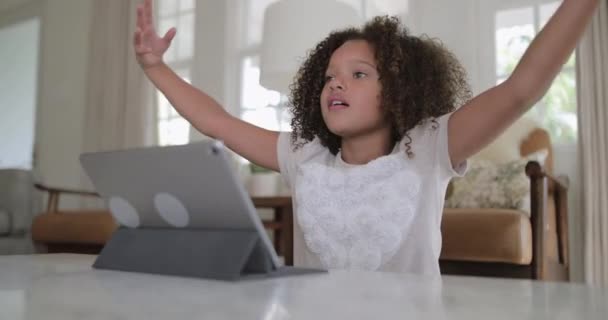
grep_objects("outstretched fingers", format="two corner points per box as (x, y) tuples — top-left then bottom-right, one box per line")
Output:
(163, 27), (177, 45)
(144, 0), (154, 31)
(136, 4), (145, 31)
(133, 28), (151, 54)
(136, 0), (155, 32)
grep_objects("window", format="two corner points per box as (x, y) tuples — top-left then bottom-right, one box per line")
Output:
(155, 0), (196, 146)
(495, 1), (576, 144)
(240, 56), (287, 130)
(235, 0), (288, 133)
(0, 17), (40, 169)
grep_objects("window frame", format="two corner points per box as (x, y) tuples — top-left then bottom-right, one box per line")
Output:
(154, 0), (197, 146)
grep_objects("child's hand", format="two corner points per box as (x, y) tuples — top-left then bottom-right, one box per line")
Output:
(133, 0), (176, 70)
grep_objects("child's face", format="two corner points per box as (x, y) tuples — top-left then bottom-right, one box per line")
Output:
(320, 40), (385, 139)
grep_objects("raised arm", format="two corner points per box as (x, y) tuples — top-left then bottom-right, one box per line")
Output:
(134, 0), (280, 171)
(448, 0), (599, 166)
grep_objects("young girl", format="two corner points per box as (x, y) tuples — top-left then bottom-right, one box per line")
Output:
(134, 0), (599, 275)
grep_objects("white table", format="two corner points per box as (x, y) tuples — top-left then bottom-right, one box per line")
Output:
(0, 254), (605, 319)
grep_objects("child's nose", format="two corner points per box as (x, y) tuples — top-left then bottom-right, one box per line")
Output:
(329, 77), (345, 91)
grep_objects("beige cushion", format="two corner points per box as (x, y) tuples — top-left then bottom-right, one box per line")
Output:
(441, 208), (532, 265)
(445, 150), (547, 215)
(31, 211), (117, 245)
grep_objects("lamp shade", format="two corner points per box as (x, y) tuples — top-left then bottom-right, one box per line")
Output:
(259, 0), (362, 94)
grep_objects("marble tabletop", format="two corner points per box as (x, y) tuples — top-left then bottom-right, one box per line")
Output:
(0, 254), (605, 319)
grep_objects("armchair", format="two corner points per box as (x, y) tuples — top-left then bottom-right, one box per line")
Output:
(440, 128), (570, 281)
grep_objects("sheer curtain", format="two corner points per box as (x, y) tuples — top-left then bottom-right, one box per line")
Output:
(576, 0), (608, 287)
(83, 0), (156, 152)
(80, 0), (157, 203)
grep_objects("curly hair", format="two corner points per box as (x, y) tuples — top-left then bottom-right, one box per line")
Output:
(288, 16), (472, 157)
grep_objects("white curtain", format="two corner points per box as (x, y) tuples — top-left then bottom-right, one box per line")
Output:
(82, 0), (156, 152)
(577, 0), (608, 287)
(79, 0), (157, 205)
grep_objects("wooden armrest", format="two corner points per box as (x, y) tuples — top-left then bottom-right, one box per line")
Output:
(35, 183), (100, 197)
(524, 160), (570, 273)
(525, 161), (569, 190)
(35, 183), (100, 213)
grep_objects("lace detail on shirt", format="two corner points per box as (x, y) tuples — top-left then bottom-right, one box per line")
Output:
(295, 153), (421, 271)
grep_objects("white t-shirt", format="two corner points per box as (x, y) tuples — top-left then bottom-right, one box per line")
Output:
(277, 112), (467, 276)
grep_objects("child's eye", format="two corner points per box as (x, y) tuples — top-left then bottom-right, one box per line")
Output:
(324, 75), (334, 83)
(354, 72), (367, 79)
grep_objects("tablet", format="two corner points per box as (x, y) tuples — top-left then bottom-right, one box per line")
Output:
(80, 140), (281, 269)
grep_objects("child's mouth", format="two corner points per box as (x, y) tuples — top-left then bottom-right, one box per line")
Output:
(329, 100), (350, 110)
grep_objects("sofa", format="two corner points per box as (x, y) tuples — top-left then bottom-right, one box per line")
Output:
(0, 169), (42, 254)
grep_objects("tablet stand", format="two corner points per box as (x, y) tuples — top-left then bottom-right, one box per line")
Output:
(93, 227), (325, 280)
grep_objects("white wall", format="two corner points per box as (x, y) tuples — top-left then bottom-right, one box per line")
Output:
(0, 0), (93, 208)
(0, 0), (95, 210)
(0, 0), (29, 12)
(408, 0), (483, 94)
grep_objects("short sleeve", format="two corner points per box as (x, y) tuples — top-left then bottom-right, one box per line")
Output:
(277, 132), (297, 189)
(436, 112), (468, 178)
(276, 132), (331, 189)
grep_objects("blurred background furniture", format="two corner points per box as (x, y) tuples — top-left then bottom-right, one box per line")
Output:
(31, 184), (115, 255)
(440, 125), (570, 281)
(0, 169), (41, 254)
(31, 185), (294, 265)
(30, 121), (569, 280)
